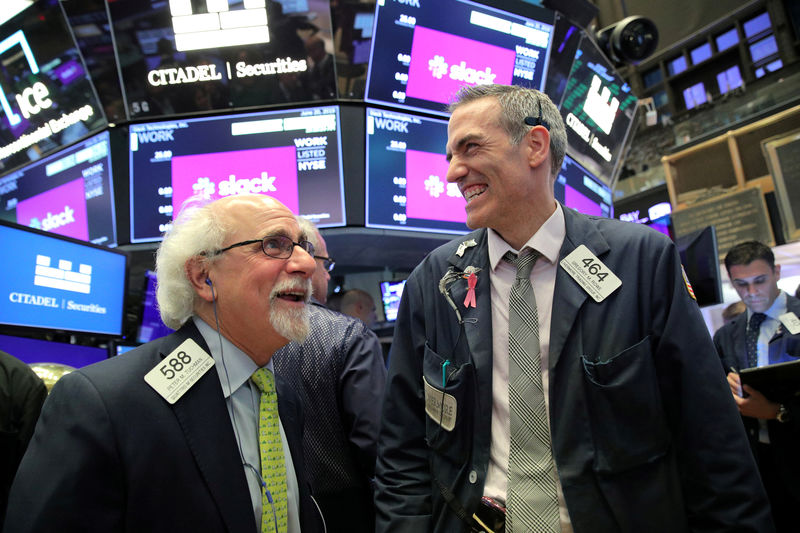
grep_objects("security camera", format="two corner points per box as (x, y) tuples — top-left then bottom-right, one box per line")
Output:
(597, 16), (659, 65)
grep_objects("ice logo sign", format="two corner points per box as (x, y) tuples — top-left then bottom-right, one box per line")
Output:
(169, 0), (270, 52)
(583, 75), (619, 135)
(34, 254), (93, 294)
(0, 30), (49, 127)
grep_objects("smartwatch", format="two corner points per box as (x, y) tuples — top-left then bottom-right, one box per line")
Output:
(776, 404), (791, 423)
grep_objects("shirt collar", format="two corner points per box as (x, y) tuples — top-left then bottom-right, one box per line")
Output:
(747, 291), (787, 322)
(487, 202), (566, 271)
(193, 316), (270, 399)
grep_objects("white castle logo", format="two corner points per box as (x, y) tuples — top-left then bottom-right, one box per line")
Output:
(33, 254), (92, 294)
(582, 75), (620, 135)
(169, 0), (270, 52)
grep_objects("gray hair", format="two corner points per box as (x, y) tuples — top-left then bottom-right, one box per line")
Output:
(155, 199), (228, 329)
(295, 216), (320, 250)
(447, 84), (566, 178)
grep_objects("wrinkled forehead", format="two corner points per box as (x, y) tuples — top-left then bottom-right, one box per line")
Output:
(215, 195), (301, 241)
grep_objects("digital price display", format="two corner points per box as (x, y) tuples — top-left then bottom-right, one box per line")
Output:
(0, 130), (118, 246)
(365, 0), (555, 116)
(558, 34), (637, 188)
(365, 107), (469, 234)
(556, 154), (613, 218)
(129, 105), (346, 243)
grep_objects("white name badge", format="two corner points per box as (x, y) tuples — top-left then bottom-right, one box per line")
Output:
(779, 312), (800, 335)
(560, 245), (622, 303)
(423, 376), (457, 432)
(144, 339), (216, 404)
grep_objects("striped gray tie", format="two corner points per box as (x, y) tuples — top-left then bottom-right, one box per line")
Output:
(504, 250), (561, 533)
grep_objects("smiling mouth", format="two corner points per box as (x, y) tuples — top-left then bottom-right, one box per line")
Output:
(463, 185), (487, 203)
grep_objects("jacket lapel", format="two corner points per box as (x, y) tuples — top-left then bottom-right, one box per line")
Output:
(549, 207), (610, 370)
(167, 323), (257, 533)
(447, 230), (493, 372)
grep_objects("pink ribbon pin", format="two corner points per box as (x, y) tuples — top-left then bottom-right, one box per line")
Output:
(463, 272), (477, 308)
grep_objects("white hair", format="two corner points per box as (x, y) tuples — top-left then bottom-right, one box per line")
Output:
(155, 199), (228, 329)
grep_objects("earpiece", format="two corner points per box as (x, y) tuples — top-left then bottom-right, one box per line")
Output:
(205, 278), (212, 286)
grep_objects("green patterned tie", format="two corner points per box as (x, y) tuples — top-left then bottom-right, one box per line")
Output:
(251, 368), (288, 533)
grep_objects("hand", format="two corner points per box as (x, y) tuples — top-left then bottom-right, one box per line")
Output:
(727, 372), (780, 419)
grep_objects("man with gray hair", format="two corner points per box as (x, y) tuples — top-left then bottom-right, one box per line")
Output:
(274, 217), (386, 532)
(5, 194), (324, 533)
(375, 85), (772, 532)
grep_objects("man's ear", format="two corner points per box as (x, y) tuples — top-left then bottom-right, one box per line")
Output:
(525, 125), (550, 170)
(186, 256), (214, 302)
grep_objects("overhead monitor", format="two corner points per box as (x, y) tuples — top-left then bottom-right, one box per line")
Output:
(137, 270), (175, 344)
(106, 0), (337, 120)
(0, 129), (118, 246)
(543, 12), (582, 105)
(558, 34), (637, 189)
(128, 105), (346, 243)
(0, 0), (106, 173)
(365, 107), (468, 234)
(365, 0), (555, 116)
(0, 219), (128, 337)
(556, 154), (613, 218)
(380, 279), (407, 323)
(0, 333), (107, 368)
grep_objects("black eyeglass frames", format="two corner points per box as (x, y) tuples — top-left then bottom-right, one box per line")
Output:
(209, 235), (315, 259)
(314, 255), (335, 272)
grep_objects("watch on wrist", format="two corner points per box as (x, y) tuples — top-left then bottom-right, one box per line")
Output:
(776, 404), (791, 423)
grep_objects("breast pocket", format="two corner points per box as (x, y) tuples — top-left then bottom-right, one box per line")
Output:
(581, 336), (671, 474)
(422, 342), (474, 462)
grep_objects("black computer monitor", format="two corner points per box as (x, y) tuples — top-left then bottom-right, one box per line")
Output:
(380, 279), (407, 322)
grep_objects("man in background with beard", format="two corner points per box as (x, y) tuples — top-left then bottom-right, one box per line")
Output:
(4, 195), (324, 533)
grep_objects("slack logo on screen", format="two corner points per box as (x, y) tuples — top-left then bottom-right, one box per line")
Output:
(191, 173), (278, 198)
(427, 55), (497, 85)
(28, 206), (76, 232)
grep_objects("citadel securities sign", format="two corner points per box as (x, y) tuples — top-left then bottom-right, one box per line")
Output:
(170, 146), (299, 215)
(405, 26), (515, 105)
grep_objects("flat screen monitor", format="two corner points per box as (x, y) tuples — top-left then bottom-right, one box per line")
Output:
(365, 107), (469, 234)
(0, 333), (107, 368)
(365, 0), (555, 116)
(677, 225), (723, 307)
(556, 154), (613, 218)
(0, 219), (128, 336)
(558, 34), (637, 189)
(0, 129), (118, 246)
(0, 0), (106, 173)
(380, 279), (407, 322)
(128, 105), (346, 243)
(106, 0), (337, 120)
(543, 12), (582, 105)
(137, 270), (174, 344)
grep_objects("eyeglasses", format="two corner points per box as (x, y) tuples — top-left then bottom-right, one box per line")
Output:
(210, 235), (315, 259)
(314, 255), (335, 272)
(523, 96), (551, 131)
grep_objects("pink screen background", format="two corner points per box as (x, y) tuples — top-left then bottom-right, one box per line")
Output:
(171, 146), (299, 214)
(405, 149), (467, 223)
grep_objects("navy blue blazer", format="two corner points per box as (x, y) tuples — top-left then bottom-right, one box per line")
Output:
(714, 293), (800, 501)
(375, 206), (773, 533)
(4, 321), (323, 533)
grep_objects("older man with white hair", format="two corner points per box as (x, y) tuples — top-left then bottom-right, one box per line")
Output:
(5, 194), (325, 533)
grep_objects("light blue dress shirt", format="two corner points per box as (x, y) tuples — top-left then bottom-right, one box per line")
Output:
(194, 317), (302, 533)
